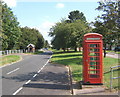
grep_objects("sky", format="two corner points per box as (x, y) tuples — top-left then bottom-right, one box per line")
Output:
(3, 0), (103, 44)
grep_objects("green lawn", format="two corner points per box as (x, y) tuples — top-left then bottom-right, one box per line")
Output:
(51, 50), (119, 90)
(0, 51), (43, 67)
(106, 50), (120, 54)
(103, 57), (119, 90)
(51, 51), (83, 81)
(0, 55), (21, 66)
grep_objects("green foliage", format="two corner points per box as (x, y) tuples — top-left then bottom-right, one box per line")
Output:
(68, 10), (87, 23)
(93, 0), (120, 50)
(2, 2), (22, 50)
(19, 27), (44, 49)
(44, 40), (49, 48)
(49, 10), (91, 51)
(1, 1), (45, 50)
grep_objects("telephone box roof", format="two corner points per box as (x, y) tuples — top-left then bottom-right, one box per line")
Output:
(84, 33), (102, 37)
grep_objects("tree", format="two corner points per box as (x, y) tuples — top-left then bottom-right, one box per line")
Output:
(49, 10), (91, 51)
(68, 10), (87, 23)
(50, 22), (71, 51)
(19, 27), (44, 49)
(68, 20), (91, 51)
(1, 2), (22, 50)
(93, 0), (119, 57)
(44, 40), (49, 48)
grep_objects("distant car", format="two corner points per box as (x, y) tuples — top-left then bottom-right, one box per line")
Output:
(114, 46), (120, 51)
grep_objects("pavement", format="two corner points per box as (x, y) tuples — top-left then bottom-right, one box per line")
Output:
(72, 81), (119, 95)
(106, 52), (120, 59)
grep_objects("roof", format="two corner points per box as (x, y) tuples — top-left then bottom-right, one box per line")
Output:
(27, 44), (35, 48)
(84, 33), (102, 37)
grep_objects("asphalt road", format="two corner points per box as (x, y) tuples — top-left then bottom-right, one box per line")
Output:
(2, 51), (53, 95)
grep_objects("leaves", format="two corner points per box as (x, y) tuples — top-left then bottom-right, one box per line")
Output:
(2, 2), (22, 50)
(1, 1), (45, 50)
(93, 0), (119, 50)
(49, 10), (91, 51)
(19, 27), (44, 49)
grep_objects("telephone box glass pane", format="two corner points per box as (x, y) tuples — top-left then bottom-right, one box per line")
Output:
(89, 61), (99, 65)
(89, 65), (100, 70)
(89, 75), (99, 78)
(89, 70), (100, 78)
(89, 53), (99, 56)
(89, 48), (99, 52)
(89, 65), (96, 69)
(89, 70), (100, 74)
(89, 44), (99, 47)
(90, 71), (96, 74)
(90, 57), (99, 60)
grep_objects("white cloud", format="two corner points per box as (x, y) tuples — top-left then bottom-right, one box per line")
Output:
(3, 0), (17, 7)
(56, 3), (65, 8)
(36, 21), (55, 43)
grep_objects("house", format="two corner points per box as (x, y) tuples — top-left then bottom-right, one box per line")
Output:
(27, 44), (35, 52)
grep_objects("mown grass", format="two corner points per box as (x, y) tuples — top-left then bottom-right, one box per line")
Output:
(103, 57), (119, 90)
(51, 50), (119, 90)
(116, 52), (120, 54)
(106, 50), (120, 54)
(0, 55), (21, 66)
(0, 51), (43, 67)
(51, 51), (83, 81)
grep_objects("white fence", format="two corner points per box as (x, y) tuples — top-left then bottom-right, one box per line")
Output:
(0, 49), (29, 55)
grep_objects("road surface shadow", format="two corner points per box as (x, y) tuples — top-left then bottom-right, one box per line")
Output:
(23, 83), (70, 90)
(32, 71), (69, 85)
(2, 70), (69, 84)
(2, 72), (37, 82)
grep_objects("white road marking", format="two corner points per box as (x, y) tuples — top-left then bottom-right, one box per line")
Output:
(25, 80), (31, 85)
(7, 68), (20, 75)
(13, 87), (23, 95)
(12, 54), (52, 95)
(33, 74), (37, 78)
(39, 55), (52, 73)
(37, 58), (50, 73)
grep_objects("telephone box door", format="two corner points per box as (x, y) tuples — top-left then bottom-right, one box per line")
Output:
(85, 42), (103, 83)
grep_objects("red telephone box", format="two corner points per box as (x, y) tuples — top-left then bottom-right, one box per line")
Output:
(83, 33), (103, 84)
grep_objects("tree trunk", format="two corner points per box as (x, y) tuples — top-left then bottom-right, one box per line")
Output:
(79, 47), (82, 52)
(104, 45), (107, 58)
(63, 48), (66, 52)
(74, 46), (77, 52)
(67, 48), (69, 52)
(109, 44), (112, 50)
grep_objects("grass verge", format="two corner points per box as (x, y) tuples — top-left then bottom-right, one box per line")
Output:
(104, 57), (119, 90)
(51, 51), (83, 81)
(51, 50), (119, 90)
(0, 55), (21, 66)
